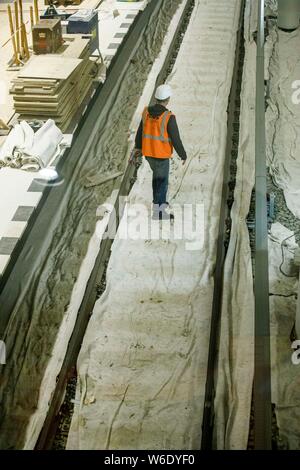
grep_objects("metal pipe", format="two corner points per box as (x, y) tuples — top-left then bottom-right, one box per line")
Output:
(254, 0), (272, 450)
(278, 0), (300, 30)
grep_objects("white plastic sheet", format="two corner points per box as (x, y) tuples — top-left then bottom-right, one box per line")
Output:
(67, 0), (242, 450)
(0, 119), (63, 171)
(266, 27), (300, 218)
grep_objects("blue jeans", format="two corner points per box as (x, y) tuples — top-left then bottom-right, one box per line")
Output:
(146, 157), (170, 208)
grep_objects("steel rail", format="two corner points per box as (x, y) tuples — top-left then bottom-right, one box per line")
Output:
(254, 0), (272, 450)
(201, 0), (245, 450)
(35, 0), (195, 449)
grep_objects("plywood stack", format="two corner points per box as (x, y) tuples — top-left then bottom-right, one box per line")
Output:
(10, 38), (96, 131)
(61, 35), (91, 59)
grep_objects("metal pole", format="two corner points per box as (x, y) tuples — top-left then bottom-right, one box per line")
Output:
(254, 0), (272, 450)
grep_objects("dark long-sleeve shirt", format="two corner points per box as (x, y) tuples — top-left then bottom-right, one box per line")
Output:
(135, 104), (187, 160)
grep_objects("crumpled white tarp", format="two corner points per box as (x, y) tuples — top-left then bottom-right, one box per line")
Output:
(268, 222), (300, 449)
(266, 27), (300, 219)
(0, 119), (63, 171)
(213, 0), (257, 448)
(265, 0), (278, 15)
(67, 0), (242, 450)
(265, 16), (300, 450)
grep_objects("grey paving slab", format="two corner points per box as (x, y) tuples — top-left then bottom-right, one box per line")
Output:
(27, 179), (45, 193)
(0, 237), (19, 255)
(12, 206), (35, 222)
(108, 43), (119, 50)
(114, 32), (126, 38)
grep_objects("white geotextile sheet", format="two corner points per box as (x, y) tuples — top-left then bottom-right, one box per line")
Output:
(67, 0), (241, 450)
(268, 222), (300, 449)
(266, 27), (300, 219)
(0, 119), (63, 171)
(213, 1), (256, 447)
(265, 0), (278, 14)
(266, 23), (300, 449)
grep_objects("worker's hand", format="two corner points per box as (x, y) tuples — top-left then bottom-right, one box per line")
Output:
(182, 159), (187, 165)
(129, 148), (142, 164)
(135, 149), (142, 159)
(128, 148), (137, 163)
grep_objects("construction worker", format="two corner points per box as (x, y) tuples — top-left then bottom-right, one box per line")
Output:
(133, 84), (187, 220)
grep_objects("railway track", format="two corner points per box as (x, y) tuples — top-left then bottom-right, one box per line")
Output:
(202, 0), (273, 451)
(31, 0), (272, 451)
(201, 0), (246, 450)
(253, 0), (272, 450)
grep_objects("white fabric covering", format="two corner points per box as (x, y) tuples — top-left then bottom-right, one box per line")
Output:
(213, 0), (257, 448)
(67, 0), (242, 450)
(266, 27), (300, 219)
(0, 120), (63, 171)
(266, 13), (300, 450)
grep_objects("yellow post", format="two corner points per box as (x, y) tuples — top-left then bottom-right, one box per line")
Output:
(18, 0), (25, 58)
(7, 5), (19, 64)
(21, 23), (30, 60)
(14, 1), (21, 59)
(18, 0), (23, 24)
(30, 6), (34, 28)
(34, 0), (39, 24)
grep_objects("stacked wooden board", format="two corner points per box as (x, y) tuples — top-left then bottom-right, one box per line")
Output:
(10, 38), (96, 132)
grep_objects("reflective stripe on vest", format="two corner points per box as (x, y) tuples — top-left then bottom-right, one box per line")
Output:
(142, 107), (173, 159)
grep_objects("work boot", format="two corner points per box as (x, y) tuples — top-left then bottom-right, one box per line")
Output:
(159, 211), (174, 221)
(152, 208), (174, 221)
(152, 203), (173, 220)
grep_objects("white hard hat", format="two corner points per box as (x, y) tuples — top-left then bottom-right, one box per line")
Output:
(155, 84), (172, 101)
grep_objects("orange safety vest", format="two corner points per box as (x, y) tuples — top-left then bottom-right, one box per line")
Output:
(142, 107), (173, 159)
